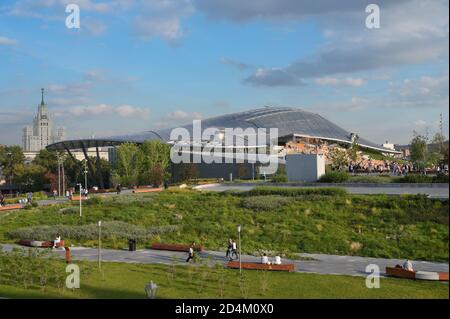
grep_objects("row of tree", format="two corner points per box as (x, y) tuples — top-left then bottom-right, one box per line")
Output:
(112, 141), (171, 187)
(0, 145), (110, 193)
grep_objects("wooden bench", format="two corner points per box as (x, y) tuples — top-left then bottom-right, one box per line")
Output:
(71, 196), (88, 201)
(151, 243), (204, 252)
(18, 239), (65, 248)
(386, 267), (449, 281)
(133, 188), (163, 194)
(227, 261), (295, 272)
(0, 204), (23, 212)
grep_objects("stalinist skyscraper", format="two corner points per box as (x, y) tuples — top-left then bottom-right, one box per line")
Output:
(22, 88), (65, 152)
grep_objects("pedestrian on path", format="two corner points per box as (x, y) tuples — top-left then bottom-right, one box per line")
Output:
(231, 239), (238, 260)
(226, 238), (233, 260)
(0, 193), (5, 207)
(186, 242), (196, 263)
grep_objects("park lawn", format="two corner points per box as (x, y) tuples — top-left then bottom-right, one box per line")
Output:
(0, 260), (448, 299)
(0, 189), (448, 261)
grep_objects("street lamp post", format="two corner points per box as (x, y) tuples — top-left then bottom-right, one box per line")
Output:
(56, 153), (61, 197)
(7, 152), (12, 195)
(237, 225), (242, 275)
(98, 220), (102, 270)
(83, 160), (88, 192)
(77, 183), (82, 217)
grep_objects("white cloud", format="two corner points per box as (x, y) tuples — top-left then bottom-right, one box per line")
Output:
(314, 77), (366, 87)
(225, 0), (450, 87)
(84, 19), (108, 36)
(66, 104), (150, 119)
(117, 105), (150, 118)
(0, 36), (18, 46)
(414, 120), (427, 127)
(166, 110), (203, 120)
(133, 0), (195, 44)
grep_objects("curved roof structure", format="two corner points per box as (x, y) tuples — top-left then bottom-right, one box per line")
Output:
(47, 107), (399, 154)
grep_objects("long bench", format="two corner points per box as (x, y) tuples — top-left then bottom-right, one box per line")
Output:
(18, 239), (66, 248)
(133, 188), (163, 194)
(0, 204), (24, 212)
(151, 243), (204, 252)
(227, 261), (295, 272)
(71, 196), (89, 201)
(386, 267), (449, 281)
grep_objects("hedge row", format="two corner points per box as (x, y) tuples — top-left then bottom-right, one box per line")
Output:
(7, 221), (178, 242)
(245, 186), (347, 197)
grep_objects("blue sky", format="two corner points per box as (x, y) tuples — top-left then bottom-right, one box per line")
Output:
(0, 0), (448, 145)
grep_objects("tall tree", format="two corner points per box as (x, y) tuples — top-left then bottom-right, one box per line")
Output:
(0, 145), (25, 184)
(112, 143), (142, 187)
(139, 140), (171, 186)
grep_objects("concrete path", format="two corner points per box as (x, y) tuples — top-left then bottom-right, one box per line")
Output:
(1, 243), (448, 278)
(194, 183), (449, 199)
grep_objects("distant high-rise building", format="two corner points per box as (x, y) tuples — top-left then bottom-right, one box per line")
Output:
(22, 88), (65, 152)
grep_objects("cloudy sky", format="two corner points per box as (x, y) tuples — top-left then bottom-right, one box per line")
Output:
(0, 0), (448, 145)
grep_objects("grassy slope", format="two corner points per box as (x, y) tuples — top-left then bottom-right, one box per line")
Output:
(0, 261), (448, 299)
(0, 190), (448, 261)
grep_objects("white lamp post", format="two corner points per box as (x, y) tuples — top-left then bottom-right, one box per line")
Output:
(237, 225), (242, 275)
(83, 160), (88, 193)
(77, 183), (82, 217)
(98, 220), (102, 269)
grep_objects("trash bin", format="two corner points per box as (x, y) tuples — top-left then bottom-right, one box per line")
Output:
(128, 238), (136, 251)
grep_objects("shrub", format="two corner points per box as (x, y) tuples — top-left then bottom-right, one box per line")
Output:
(7, 221), (178, 242)
(241, 195), (291, 211)
(246, 186), (347, 197)
(318, 171), (350, 183)
(0, 247), (66, 289)
(394, 174), (449, 183)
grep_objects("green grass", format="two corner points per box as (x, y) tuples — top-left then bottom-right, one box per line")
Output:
(0, 190), (448, 261)
(0, 260), (447, 299)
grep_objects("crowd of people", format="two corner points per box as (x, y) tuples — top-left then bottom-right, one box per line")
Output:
(347, 160), (449, 176)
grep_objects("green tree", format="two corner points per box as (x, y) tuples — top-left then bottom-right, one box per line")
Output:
(12, 163), (47, 192)
(410, 133), (442, 169)
(347, 134), (359, 162)
(112, 143), (142, 187)
(431, 133), (449, 165)
(0, 145), (25, 184)
(410, 134), (428, 169)
(32, 149), (59, 174)
(138, 140), (171, 186)
(329, 147), (350, 170)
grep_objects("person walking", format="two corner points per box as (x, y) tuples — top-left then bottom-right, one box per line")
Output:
(116, 184), (122, 195)
(0, 193), (5, 207)
(27, 192), (33, 205)
(225, 238), (233, 260)
(231, 239), (238, 260)
(186, 242), (196, 263)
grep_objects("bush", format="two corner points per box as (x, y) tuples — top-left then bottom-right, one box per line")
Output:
(318, 171), (350, 183)
(394, 174), (448, 183)
(246, 186), (347, 197)
(0, 247), (67, 289)
(7, 221), (178, 242)
(241, 195), (291, 211)
(433, 174), (450, 183)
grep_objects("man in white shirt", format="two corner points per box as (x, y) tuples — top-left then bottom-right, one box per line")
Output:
(403, 259), (413, 271)
(231, 240), (238, 260)
(53, 233), (61, 248)
(261, 253), (269, 264)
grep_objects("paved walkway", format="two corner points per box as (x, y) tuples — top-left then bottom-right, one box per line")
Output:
(194, 183), (449, 199)
(1, 244), (448, 278)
